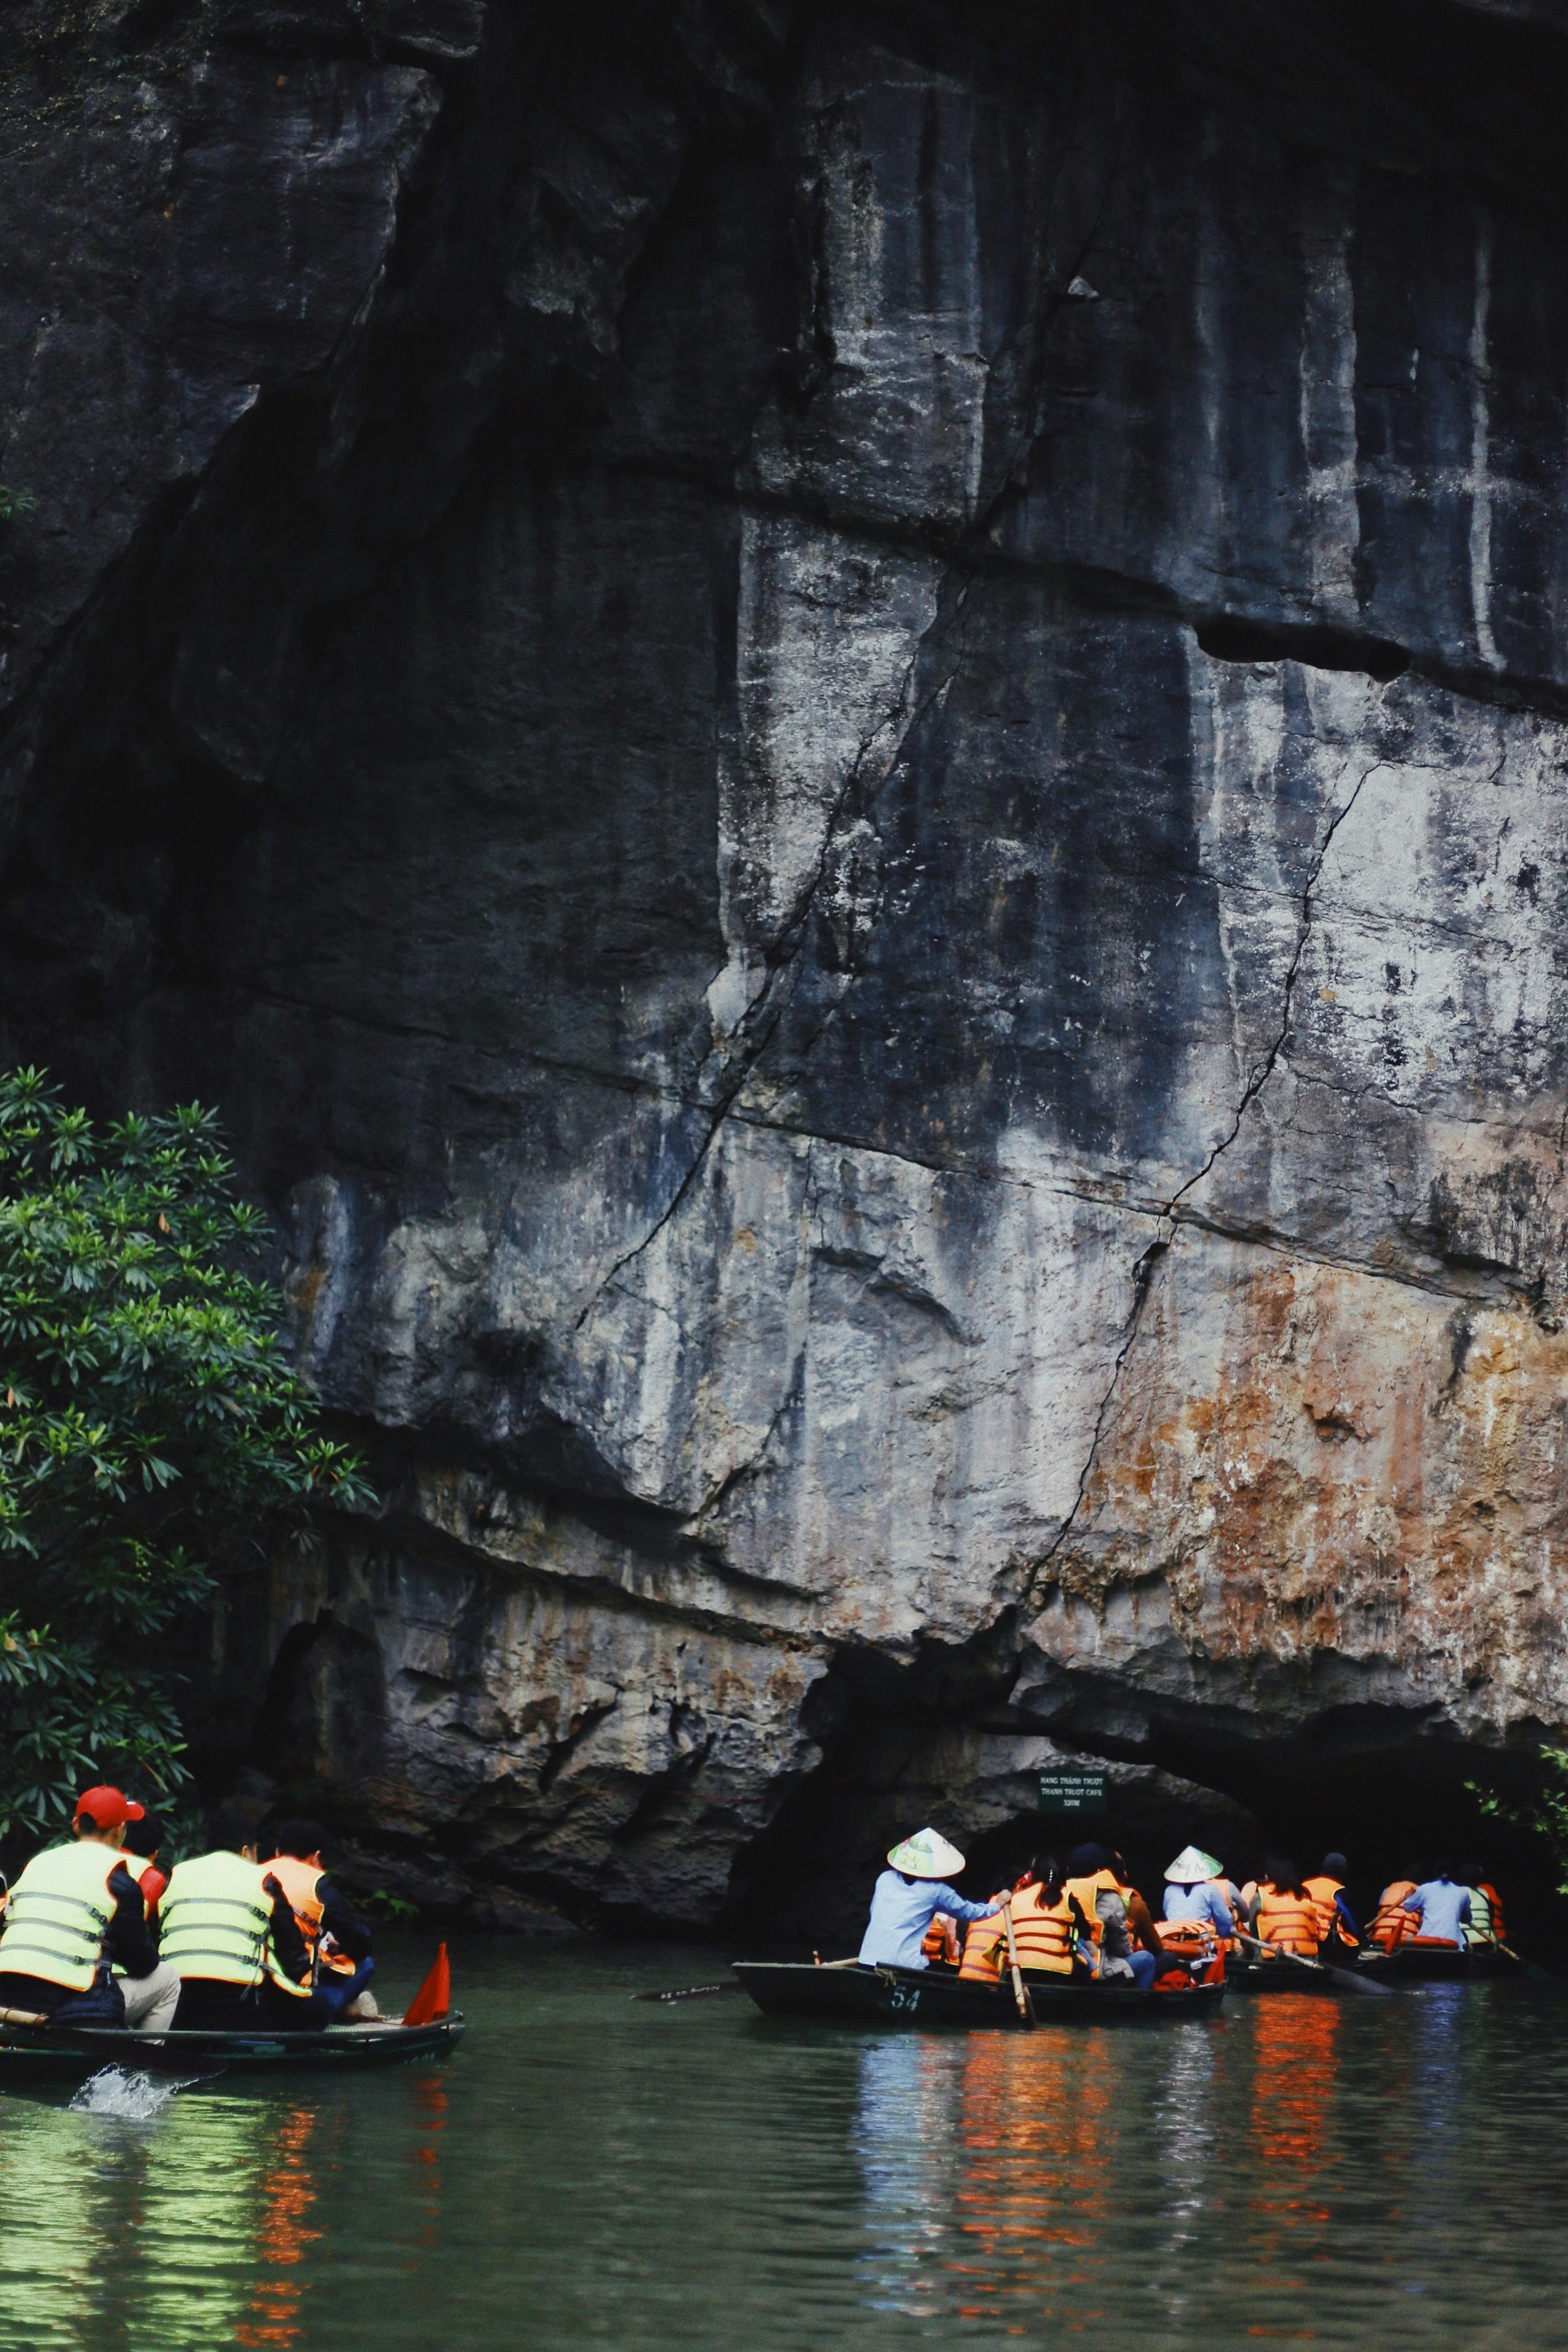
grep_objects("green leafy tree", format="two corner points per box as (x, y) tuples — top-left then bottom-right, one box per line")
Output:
(1469, 1743), (1568, 1899)
(0, 1067), (372, 1839)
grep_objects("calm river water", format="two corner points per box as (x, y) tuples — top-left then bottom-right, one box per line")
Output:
(1, 1937), (1565, 2349)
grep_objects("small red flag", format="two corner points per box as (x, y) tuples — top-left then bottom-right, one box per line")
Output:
(402, 1943), (451, 2026)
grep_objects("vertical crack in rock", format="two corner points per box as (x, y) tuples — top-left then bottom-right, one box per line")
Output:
(573, 623), (965, 1329)
(576, 117), (1130, 1331)
(1168, 756), (1384, 1219)
(1024, 754), (1384, 1593)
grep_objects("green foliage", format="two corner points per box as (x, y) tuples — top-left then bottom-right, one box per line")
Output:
(356, 1887), (420, 1925)
(1467, 1742), (1568, 1897)
(0, 1067), (373, 1839)
(0, 486), (34, 524)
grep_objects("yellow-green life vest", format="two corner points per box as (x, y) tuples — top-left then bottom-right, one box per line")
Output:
(158, 1850), (310, 1997)
(0, 1839), (124, 1990)
(1465, 1885), (1494, 1941)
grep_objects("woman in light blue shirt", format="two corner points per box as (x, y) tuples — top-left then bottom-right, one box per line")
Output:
(1161, 1844), (1240, 1939)
(1402, 1865), (1471, 1948)
(857, 1827), (1003, 1968)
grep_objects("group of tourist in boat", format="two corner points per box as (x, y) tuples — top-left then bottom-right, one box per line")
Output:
(859, 1828), (1509, 1986)
(0, 1784), (377, 2033)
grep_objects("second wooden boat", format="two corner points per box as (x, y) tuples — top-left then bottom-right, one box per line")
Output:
(1355, 1941), (1520, 1984)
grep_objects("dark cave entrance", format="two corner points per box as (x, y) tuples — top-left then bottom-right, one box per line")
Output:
(727, 1665), (1566, 1965)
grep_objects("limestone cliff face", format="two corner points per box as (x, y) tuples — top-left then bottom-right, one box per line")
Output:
(3, 0), (1568, 1930)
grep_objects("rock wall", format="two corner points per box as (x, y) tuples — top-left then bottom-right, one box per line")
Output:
(5, 0), (1568, 1929)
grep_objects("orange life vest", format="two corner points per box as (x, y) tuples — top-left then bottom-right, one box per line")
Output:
(266, 1854), (356, 1976)
(958, 1916), (1005, 1983)
(1161, 1883), (1239, 1957)
(1370, 1881), (1418, 1950)
(118, 1850), (168, 1923)
(1256, 1885), (1321, 1955)
(1008, 1885), (1076, 1975)
(1302, 1874), (1355, 1948)
(1062, 1870), (1119, 1953)
(1480, 1882), (1507, 1943)
(920, 1912), (961, 1966)
(1157, 1917), (1223, 1963)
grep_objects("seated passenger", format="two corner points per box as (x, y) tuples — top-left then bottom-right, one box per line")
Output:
(161, 1809), (322, 2031)
(0, 1786), (167, 2028)
(263, 1818), (377, 2020)
(1302, 1852), (1360, 1952)
(858, 1829), (1003, 1969)
(1062, 1845), (1121, 1976)
(1101, 1850), (1164, 1988)
(1255, 1860), (1322, 1956)
(113, 1808), (182, 2033)
(1401, 1861), (1471, 1949)
(1162, 1846), (1239, 1946)
(1007, 1856), (1084, 1976)
(958, 1879), (1015, 1983)
(1455, 1863), (1505, 1947)
(1369, 1878), (1420, 1948)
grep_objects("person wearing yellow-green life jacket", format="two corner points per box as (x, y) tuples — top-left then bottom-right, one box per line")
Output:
(161, 1808), (324, 2030)
(0, 1784), (177, 2028)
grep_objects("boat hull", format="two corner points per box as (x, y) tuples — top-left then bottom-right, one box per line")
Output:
(1227, 1955), (1353, 1995)
(732, 1962), (1224, 2027)
(1357, 1943), (1520, 1983)
(0, 2013), (466, 2080)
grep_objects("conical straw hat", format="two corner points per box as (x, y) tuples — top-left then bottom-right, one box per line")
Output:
(887, 1827), (966, 1880)
(1164, 1844), (1222, 1885)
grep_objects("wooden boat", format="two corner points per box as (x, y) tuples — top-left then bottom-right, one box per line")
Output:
(1355, 1940), (1521, 1984)
(1226, 1952), (1355, 1995)
(0, 2012), (466, 2081)
(733, 1960), (1225, 2027)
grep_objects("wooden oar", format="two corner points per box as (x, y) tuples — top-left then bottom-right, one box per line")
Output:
(1495, 1940), (1554, 1983)
(999, 1897), (1035, 2024)
(1239, 1933), (1392, 1996)
(632, 1979), (745, 2003)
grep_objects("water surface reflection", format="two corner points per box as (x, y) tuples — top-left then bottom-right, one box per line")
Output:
(0, 1945), (1565, 2350)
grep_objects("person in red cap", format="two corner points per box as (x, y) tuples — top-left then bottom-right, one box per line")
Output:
(0, 1785), (171, 2028)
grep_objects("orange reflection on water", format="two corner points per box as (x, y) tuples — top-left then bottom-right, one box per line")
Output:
(1244, 1994), (1342, 2320)
(945, 2030), (1112, 2331)
(411, 2073), (447, 2244)
(234, 2105), (322, 2349)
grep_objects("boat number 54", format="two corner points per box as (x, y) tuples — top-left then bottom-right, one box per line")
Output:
(887, 1982), (922, 2012)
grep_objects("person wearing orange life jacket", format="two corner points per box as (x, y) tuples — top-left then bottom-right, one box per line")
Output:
(1369, 1879), (1420, 1950)
(958, 1877), (1015, 1983)
(1006, 1855), (1083, 1976)
(1062, 1843), (1120, 1967)
(1255, 1859), (1323, 1956)
(1063, 1845), (1158, 1990)
(120, 1810), (170, 1922)
(919, 1913), (962, 1966)
(261, 1818), (376, 2020)
(1106, 1850), (1168, 1983)
(1302, 1852), (1361, 1952)
(112, 1806), (183, 2033)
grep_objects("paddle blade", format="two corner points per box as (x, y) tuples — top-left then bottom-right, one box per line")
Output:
(402, 1944), (451, 2026)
